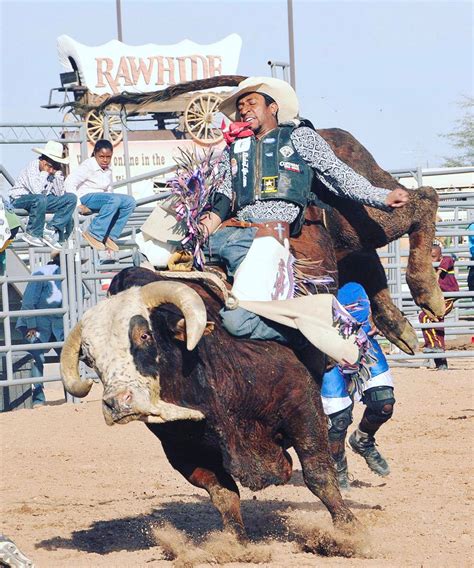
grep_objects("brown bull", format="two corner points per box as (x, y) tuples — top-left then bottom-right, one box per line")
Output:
(292, 127), (444, 354)
(61, 269), (359, 540)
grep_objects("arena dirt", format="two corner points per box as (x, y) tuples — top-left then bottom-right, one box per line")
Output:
(1, 357), (473, 567)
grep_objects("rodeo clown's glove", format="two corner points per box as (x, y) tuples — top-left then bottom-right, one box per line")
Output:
(167, 250), (194, 272)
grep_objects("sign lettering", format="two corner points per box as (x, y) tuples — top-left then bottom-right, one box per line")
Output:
(58, 34), (242, 96)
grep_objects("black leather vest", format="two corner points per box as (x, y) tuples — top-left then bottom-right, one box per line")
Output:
(229, 126), (313, 234)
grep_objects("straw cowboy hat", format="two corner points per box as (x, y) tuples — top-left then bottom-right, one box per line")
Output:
(219, 76), (299, 124)
(32, 141), (69, 165)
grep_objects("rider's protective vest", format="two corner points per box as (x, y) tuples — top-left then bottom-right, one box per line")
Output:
(229, 126), (313, 235)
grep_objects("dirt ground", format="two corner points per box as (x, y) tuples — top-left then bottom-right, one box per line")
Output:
(1, 356), (473, 567)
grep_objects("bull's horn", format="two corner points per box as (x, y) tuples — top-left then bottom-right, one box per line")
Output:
(60, 323), (93, 398)
(140, 281), (207, 350)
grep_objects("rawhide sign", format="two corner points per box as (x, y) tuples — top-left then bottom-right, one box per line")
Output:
(57, 34), (242, 96)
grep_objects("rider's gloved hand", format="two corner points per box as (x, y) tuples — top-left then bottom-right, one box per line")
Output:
(167, 250), (194, 272)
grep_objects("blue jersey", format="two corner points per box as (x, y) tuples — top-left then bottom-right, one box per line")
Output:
(321, 283), (393, 414)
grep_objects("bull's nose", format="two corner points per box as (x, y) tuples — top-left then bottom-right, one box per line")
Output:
(102, 389), (134, 412)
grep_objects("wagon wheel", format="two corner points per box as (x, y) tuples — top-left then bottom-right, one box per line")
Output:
(184, 93), (225, 146)
(63, 110), (81, 124)
(61, 110), (81, 138)
(85, 104), (123, 146)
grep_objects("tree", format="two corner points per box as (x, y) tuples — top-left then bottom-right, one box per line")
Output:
(441, 96), (474, 167)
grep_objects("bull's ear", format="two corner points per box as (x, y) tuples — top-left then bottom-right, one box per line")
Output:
(173, 318), (215, 342)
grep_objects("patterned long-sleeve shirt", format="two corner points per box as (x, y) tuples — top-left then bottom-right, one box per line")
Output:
(9, 159), (65, 200)
(212, 127), (392, 223)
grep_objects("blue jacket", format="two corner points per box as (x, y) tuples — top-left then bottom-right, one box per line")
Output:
(16, 264), (64, 341)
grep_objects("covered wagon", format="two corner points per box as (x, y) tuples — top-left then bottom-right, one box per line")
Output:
(43, 34), (244, 146)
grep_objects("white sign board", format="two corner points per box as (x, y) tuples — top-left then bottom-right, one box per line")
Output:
(58, 34), (242, 96)
(68, 140), (224, 200)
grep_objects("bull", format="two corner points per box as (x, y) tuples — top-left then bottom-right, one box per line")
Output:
(61, 269), (359, 537)
(60, 126), (443, 543)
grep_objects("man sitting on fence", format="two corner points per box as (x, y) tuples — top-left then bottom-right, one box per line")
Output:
(9, 141), (77, 250)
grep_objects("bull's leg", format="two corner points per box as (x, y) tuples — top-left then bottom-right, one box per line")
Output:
(160, 439), (246, 539)
(338, 250), (418, 354)
(405, 188), (444, 318)
(288, 386), (359, 529)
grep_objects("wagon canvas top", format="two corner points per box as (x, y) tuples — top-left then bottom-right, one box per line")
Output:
(57, 34), (242, 96)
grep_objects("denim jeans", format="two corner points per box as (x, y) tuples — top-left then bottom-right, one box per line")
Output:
(205, 224), (292, 343)
(81, 193), (136, 240)
(26, 332), (63, 405)
(12, 193), (77, 240)
(27, 336), (48, 405)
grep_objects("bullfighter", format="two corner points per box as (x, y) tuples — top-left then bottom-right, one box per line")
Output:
(321, 282), (395, 489)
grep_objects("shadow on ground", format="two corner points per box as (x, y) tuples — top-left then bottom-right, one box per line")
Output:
(36, 494), (378, 555)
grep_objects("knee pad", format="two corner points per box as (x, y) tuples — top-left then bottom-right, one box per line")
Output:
(328, 405), (353, 441)
(362, 386), (395, 425)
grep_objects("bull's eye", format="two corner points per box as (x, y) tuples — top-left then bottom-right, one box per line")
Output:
(141, 333), (150, 341)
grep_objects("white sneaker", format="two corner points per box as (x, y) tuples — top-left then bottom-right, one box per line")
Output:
(42, 228), (62, 251)
(20, 232), (44, 247)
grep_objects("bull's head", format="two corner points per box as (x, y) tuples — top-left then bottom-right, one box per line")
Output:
(60, 281), (206, 425)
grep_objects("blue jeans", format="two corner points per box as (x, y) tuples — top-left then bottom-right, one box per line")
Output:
(26, 331), (63, 405)
(205, 225), (292, 343)
(27, 337), (48, 405)
(81, 193), (136, 241)
(12, 193), (77, 240)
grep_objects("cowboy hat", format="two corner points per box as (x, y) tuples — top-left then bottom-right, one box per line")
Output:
(219, 76), (299, 124)
(32, 141), (69, 165)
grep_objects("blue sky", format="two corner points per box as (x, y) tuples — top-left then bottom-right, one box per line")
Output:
(1, 0), (472, 177)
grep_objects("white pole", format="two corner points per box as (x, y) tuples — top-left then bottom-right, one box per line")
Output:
(287, 0), (296, 89)
(116, 0), (123, 42)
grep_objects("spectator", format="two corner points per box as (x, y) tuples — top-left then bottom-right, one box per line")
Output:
(16, 252), (64, 406)
(322, 283), (395, 489)
(419, 243), (459, 370)
(9, 141), (77, 250)
(0, 194), (21, 275)
(64, 139), (136, 251)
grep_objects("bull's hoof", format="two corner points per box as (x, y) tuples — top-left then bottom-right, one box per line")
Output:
(224, 523), (248, 543)
(377, 318), (418, 355)
(418, 291), (445, 319)
(389, 320), (418, 355)
(333, 512), (363, 534)
(301, 516), (367, 558)
(406, 273), (445, 319)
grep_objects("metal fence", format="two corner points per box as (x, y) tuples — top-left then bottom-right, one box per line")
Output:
(384, 171), (473, 365)
(1, 122), (473, 407)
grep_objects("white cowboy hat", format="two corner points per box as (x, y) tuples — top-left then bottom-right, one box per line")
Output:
(32, 141), (69, 165)
(219, 76), (299, 124)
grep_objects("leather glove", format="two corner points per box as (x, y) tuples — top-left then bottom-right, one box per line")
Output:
(167, 250), (194, 272)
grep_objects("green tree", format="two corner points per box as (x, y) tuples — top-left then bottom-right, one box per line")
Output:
(441, 96), (474, 167)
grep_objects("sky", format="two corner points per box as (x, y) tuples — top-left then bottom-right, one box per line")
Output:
(1, 0), (472, 178)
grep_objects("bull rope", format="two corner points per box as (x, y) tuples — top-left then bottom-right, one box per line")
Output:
(155, 270), (239, 310)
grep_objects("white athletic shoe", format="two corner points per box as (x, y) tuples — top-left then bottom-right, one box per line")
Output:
(20, 233), (44, 247)
(42, 228), (62, 251)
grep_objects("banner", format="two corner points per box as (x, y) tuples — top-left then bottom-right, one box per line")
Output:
(58, 34), (242, 96)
